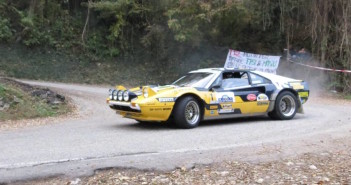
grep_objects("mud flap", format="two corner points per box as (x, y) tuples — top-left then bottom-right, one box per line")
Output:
(297, 96), (304, 114)
(298, 105), (304, 114)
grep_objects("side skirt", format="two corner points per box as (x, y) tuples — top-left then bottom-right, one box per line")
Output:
(203, 112), (267, 121)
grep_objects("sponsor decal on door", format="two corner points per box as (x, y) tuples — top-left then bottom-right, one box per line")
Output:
(247, 94), (257, 101)
(216, 92), (235, 103)
(257, 94), (269, 101)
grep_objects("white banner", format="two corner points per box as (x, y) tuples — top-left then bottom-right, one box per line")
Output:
(224, 49), (281, 74)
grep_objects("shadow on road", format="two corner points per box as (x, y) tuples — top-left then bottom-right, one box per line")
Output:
(109, 121), (173, 131)
(109, 115), (272, 131)
(200, 116), (271, 127)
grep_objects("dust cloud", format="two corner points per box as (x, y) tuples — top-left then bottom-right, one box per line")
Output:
(277, 58), (329, 98)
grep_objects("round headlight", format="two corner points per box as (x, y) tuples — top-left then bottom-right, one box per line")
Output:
(143, 88), (149, 98)
(109, 89), (113, 100)
(118, 90), (123, 101)
(113, 90), (118, 100)
(123, 90), (129, 101)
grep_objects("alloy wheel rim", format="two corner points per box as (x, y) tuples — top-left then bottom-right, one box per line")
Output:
(279, 95), (296, 117)
(185, 101), (200, 125)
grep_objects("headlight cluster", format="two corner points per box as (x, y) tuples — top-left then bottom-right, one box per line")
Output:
(109, 89), (130, 101)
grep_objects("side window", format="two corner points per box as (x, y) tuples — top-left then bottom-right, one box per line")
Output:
(211, 74), (222, 88)
(250, 73), (271, 85)
(221, 72), (249, 89)
(241, 72), (248, 80)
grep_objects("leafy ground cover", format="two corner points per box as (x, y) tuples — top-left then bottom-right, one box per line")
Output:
(18, 137), (351, 185)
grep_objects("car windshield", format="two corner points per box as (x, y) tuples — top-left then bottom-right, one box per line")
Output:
(172, 72), (214, 88)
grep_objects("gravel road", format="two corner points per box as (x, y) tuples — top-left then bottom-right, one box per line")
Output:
(0, 80), (350, 183)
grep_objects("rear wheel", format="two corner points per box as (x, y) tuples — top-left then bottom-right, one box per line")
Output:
(173, 96), (201, 129)
(268, 91), (298, 120)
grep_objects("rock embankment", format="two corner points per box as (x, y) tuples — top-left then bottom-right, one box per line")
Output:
(0, 78), (66, 111)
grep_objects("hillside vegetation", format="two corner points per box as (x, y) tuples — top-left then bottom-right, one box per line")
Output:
(0, 0), (350, 92)
(0, 78), (70, 121)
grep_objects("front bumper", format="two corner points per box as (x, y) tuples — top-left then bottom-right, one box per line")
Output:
(109, 101), (141, 112)
(108, 99), (173, 121)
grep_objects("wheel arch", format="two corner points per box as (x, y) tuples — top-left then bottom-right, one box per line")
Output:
(173, 93), (205, 120)
(280, 88), (298, 96)
(273, 88), (301, 109)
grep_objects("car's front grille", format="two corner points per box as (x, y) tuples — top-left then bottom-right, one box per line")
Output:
(110, 105), (141, 113)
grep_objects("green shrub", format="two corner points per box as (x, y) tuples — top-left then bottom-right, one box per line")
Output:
(0, 17), (13, 42)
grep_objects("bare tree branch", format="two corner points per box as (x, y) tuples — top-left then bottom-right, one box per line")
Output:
(82, 0), (91, 45)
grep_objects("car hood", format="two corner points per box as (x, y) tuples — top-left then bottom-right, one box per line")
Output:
(127, 85), (177, 95)
(151, 85), (180, 92)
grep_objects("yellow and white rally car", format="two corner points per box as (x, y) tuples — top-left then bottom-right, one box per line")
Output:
(107, 68), (309, 128)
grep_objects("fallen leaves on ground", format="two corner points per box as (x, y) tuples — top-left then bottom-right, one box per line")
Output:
(23, 148), (351, 185)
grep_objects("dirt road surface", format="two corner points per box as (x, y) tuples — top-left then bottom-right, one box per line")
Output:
(0, 80), (350, 183)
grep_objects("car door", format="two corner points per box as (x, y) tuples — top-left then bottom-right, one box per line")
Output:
(212, 71), (272, 115)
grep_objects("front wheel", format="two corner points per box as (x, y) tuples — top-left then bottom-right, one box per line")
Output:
(173, 96), (201, 129)
(268, 91), (298, 120)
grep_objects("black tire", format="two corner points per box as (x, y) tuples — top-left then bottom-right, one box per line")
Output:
(172, 96), (201, 129)
(268, 91), (298, 120)
(136, 120), (150, 125)
(138, 120), (175, 128)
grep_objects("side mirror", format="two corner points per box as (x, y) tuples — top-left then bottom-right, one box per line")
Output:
(210, 84), (221, 91)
